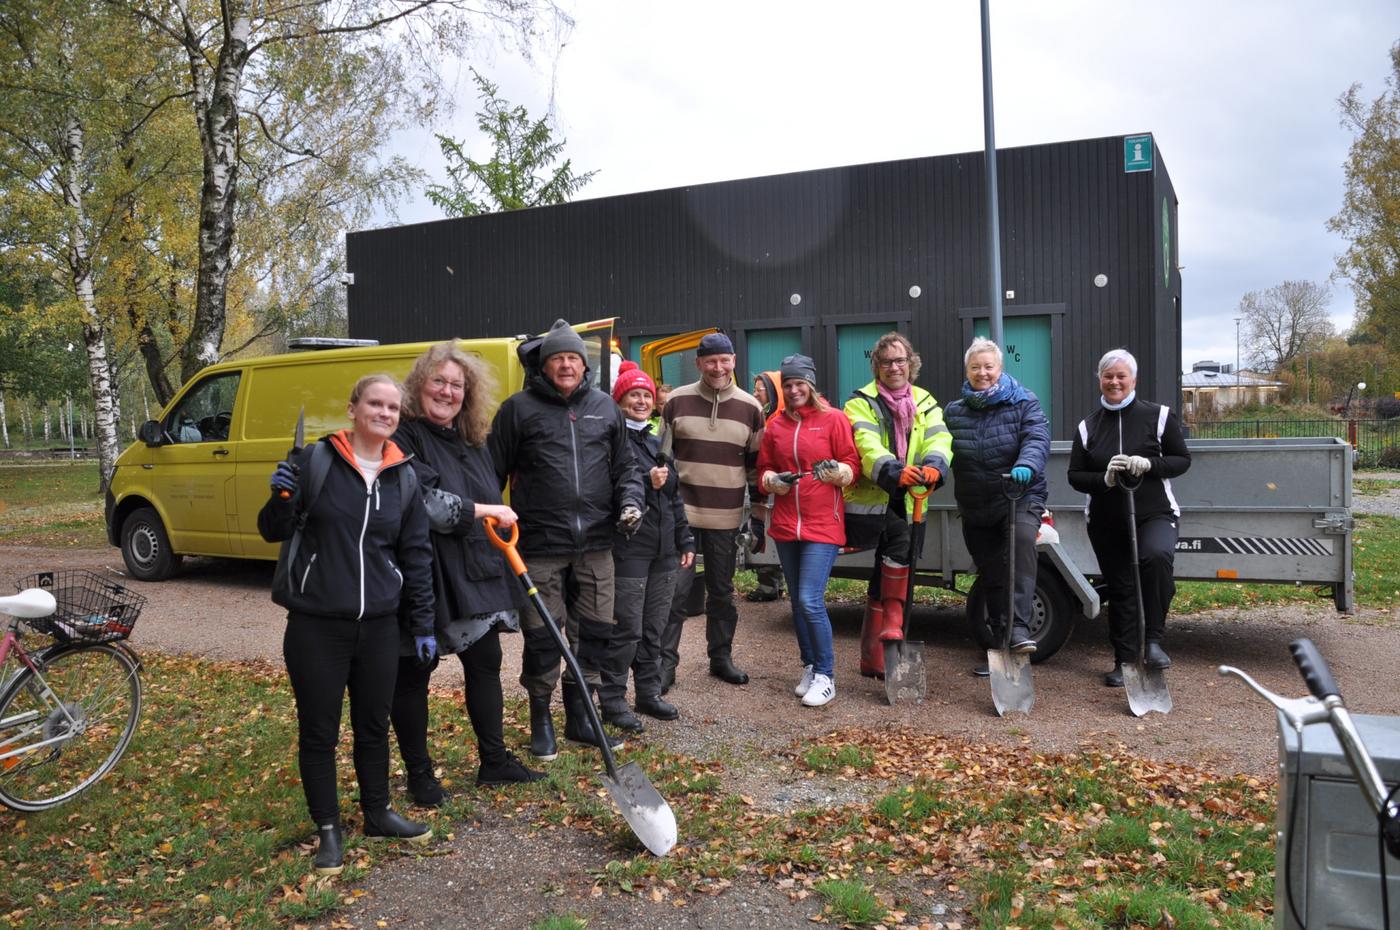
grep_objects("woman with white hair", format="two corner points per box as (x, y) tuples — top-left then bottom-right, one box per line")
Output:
(1067, 349), (1191, 687)
(943, 337), (1050, 659)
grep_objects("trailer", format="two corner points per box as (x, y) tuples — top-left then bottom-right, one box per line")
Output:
(745, 436), (1355, 661)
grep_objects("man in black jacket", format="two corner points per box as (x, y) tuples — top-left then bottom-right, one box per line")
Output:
(489, 320), (645, 759)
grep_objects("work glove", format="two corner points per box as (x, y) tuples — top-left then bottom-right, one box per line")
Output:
(270, 461), (298, 495)
(1104, 467), (1118, 489)
(1123, 455), (1151, 477)
(617, 505), (643, 537)
(1107, 453), (1130, 473)
(763, 470), (796, 495)
(812, 459), (842, 484)
(1010, 466), (1033, 485)
(918, 466), (941, 487)
(897, 464), (925, 488)
(414, 635), (437, 668)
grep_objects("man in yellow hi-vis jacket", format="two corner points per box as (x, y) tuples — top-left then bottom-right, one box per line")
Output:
(842, 332), (952, 680)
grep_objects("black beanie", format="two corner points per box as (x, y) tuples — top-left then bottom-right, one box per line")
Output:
(539, 319), (587, 362)
(779, 353), (818, 387)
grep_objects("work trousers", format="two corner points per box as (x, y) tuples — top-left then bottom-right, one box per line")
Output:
(600, 556), (678, 711)
(775, 541), (840, 678)
(283, 612), (398, 825)
(865, 505), (927, 600)
(517, 550), (616, 699)
(662, 526), (739, 672)
(390, 628), (507, 771)
(962, 503), (1041, 635)
(1088, 513), (1179, 663)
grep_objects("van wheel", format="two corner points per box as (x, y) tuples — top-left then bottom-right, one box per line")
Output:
(965, 556), (1075, 663)
(121, 507), (181, 581)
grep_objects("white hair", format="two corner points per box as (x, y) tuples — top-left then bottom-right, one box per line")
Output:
(964, 336), (1002, 367)
(1097, 349), (1138, 378)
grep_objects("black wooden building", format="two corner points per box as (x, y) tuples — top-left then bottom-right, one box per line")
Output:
(346, 132), (1180, 439)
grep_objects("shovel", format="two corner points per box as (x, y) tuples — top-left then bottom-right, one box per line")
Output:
(884, 485), (931, 705)
(988, 476), (1034, 716)
(1119, 476), (1172, 716)
(484, 517), (678, 856)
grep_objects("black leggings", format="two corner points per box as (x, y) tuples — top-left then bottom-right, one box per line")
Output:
(391, 628), (508, 770)
(283, 612), (398, 825)
(1089, 513), (1179, 662)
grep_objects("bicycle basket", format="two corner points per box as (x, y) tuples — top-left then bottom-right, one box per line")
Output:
(13, 570), (146, 644)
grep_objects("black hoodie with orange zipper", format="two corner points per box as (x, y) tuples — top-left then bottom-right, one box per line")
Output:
(258, 430), (435, 633)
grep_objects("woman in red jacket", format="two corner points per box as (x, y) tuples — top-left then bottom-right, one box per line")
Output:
(756, 355), (861, 707)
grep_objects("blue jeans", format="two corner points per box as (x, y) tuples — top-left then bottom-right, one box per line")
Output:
(775, 541), (839, 678)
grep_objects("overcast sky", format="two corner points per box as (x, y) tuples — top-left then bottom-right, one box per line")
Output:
(384, 1), (1400, 374)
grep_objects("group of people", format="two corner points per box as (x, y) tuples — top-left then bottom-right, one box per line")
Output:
(257, 320), (1190, 876)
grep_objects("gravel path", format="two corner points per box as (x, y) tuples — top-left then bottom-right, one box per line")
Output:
(4, 489), (1397, 928)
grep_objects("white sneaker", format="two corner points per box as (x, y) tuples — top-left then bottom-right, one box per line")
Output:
(794, 665), (816, 698)
(801, 673), (835, 707)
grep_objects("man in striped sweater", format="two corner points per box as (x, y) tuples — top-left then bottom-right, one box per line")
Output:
(658, 333), (765, 687)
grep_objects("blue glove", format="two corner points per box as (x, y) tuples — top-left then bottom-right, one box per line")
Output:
(1010, 466), (1033, 485)
(415, 635), (437, 667)
(270, 461), (298, 494)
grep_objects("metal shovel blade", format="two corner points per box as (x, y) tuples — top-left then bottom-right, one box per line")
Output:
(1121, 663), (1173, 717)
(987, 647), (1034, 716)
(603, 761), (678, 857)
(883, 640), (926, 704)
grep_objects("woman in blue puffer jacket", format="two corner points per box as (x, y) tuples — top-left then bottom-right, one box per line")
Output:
(944, 337), (1051, 658)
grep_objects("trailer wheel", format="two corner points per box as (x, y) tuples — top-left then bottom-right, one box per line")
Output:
(121, 507), (181, 581)
(965, 555), (1075, 663)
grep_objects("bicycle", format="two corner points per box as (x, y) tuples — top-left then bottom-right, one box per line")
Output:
(0, 570), (145, 812)
(1220, 639), (1400, 929)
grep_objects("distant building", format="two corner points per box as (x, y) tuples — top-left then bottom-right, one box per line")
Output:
(1181, 364), (1283, 418)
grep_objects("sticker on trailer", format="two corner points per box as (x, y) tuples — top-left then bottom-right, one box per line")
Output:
(1175, 537), (1334, 556)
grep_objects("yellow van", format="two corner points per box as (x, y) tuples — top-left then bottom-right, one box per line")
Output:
(105, 320), (619, 580)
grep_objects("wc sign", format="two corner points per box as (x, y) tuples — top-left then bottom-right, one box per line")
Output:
(1124, 134), (1153, 173)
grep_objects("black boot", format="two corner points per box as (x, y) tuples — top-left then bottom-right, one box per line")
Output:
(529, 695), (558, 762)
(603, 705), (646, 733)
(1104, 662), (1125, 688)
(313, 822), (344, 875)
(709, 655), (749, 685)
(635, 693), (678, 721)
(562, 683), (624, 751)
(1144, 641), (1171, 669)
(406, 763), (445, 808)
(659, 665), (676, 696)
(363, 807), (432, 844)
(478, 751), (548, 786)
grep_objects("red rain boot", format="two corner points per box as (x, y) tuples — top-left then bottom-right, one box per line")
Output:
(859, 600), (885, 679)
(879, 561), (910, 642)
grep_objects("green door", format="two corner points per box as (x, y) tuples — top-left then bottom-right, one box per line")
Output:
(835, 323), (896, 405)
(745, 328), (802, 383)
(972, 315), (1053, 423)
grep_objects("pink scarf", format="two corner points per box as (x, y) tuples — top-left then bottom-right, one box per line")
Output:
(876, 381), (916, 462)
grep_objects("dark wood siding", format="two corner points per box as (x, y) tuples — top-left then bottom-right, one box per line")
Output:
(348, 133), (1180, 438)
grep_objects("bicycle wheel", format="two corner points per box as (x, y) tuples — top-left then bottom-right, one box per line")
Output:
(0, 643), (142, 812)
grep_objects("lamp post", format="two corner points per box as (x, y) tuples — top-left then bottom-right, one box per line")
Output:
(1233, 317), (1242, 408)
(1344, 381), (1367, 417)
(64, 342), (75, 461)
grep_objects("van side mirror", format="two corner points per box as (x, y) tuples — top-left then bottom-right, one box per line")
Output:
(138, 420), (167, 446)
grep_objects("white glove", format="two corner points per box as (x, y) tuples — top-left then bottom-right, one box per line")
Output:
(762, 470), (794, 496)
(1107, 454), (1131, 473)
(1104, 468), (1118, 488)
(1124, 455), (1151, 477)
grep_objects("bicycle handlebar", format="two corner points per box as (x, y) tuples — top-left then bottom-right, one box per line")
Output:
(1289, 638), (1341, 700)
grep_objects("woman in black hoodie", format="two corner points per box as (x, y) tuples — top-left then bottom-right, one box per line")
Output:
(258, 374), (436, 875)
(1067, 349), (1191, 687)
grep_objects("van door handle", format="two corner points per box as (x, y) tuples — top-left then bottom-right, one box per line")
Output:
(212, 448), (230, 456)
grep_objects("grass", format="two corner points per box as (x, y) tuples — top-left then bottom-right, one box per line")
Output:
(1355, 477), (1400, 493)
(802, 743), (875, 773)
(0, 461), (105, 547)
(0, 656), (1280, 930)
(531, 915), (587, 930)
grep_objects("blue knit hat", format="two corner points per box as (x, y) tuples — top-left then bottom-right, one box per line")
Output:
(696, 332), (735, 357)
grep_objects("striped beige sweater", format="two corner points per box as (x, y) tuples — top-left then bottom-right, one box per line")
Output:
(662, 379), (764, 530)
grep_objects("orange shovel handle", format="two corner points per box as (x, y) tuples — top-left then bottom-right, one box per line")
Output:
(909, 486), (931, 524)
(483, 516), (527, 576)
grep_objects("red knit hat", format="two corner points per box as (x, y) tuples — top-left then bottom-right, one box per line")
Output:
(611, 361), (656, 403)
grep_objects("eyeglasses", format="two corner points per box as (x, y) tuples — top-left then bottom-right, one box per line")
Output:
(876, 357), (910, 370)
(429, 376), (466, 394)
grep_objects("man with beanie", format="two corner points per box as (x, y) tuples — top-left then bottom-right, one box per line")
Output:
(489, 319), (645, 759)
(659, 332), (765, 687)
(842, 332), (953, 680)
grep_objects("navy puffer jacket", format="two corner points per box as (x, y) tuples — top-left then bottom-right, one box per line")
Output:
(944, 374), (1051, 527)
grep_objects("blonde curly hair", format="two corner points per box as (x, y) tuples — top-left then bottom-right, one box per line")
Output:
(401, 341), (497, 447)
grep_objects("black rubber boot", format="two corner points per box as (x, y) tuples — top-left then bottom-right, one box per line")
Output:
(562, 683), (624, 751)
(406, 764), (445, 808)
(529, 695), (558, 762)
(1104, 663), (1125, 688)
(709, 655), (749, 685)
(1144, 642), (1171, 669)
(478, 751), (548, 786)
(363, 807), (431, 844)
(313, 822), (344, 875)
(635, 694), (678, 721)
(603, 705), (646, 733)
